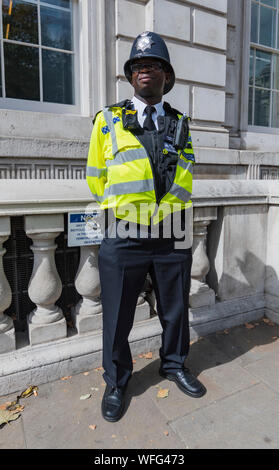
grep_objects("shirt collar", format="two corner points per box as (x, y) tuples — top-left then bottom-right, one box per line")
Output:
(131, 96), (165, 118)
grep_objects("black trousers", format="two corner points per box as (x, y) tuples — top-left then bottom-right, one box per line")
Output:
(98, 234), (192, 388)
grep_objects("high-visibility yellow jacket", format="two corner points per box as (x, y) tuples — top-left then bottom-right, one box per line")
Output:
(86, 104), (195, 225)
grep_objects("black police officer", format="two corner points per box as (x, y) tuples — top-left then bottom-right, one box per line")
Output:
(98, 32), (206, 423)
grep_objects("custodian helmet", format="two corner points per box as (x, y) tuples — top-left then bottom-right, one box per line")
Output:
(124, 31), (175, 95)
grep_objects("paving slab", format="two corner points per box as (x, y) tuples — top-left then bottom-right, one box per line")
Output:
(0, 364), (184, 449)
(0, 415), (26, 449)
(170, 383), (279, 449)
(243, 352), (279, 394)
(207, 320), (279, 367)
(1, 319), (279, 449)
(133, 339), (260, 422)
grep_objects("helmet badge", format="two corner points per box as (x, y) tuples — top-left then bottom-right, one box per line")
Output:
(136, 32), (154, 52)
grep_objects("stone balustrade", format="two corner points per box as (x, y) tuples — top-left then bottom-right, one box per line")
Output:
(0, 216), (15, 354)
(0, 179), (279, 395)
(73, 244), (102, 333)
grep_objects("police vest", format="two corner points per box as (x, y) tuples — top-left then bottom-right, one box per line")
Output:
(86, 103), (195, 226)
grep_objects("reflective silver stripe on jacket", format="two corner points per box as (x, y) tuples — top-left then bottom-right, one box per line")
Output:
(102, 107), (119, 155)
(86, 166), (108, 178)
(104, 179), (154, 198)
(177, 159), (193, 174)
(91, 179), (155, 204)
(169, 183), (192, 203)
(106, 148), (148, 166)
(91, 193), (106, 203)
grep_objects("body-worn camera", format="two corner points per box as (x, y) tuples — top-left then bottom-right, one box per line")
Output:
(173, 114), (190, 150)
(122, 102), (139, 130)
(122, 102), (191, 153)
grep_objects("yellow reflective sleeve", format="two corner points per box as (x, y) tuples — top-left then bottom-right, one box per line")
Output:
(86, 112), (108, 203)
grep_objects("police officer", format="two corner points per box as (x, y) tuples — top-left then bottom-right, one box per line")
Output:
(86, 32), (206, 423)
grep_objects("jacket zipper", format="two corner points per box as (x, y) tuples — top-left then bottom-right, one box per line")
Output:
(157, 159), (178, 206)
(133, 132), (179, 207)
(133, 132), (160, 205)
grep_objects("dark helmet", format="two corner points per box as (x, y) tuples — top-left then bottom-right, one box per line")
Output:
(124, 31), (175, 95)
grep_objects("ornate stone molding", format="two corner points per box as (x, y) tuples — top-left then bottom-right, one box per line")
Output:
(0, 159), (86, 180)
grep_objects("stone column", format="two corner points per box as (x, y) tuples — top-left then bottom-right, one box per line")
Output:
(190, 207), (217, 308)
(72, 244), (102, 333)
(25, 214), (67, 345)
(0, 217), (15, 353)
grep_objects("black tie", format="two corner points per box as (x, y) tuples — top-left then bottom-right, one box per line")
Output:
(143, 105), (156, 131)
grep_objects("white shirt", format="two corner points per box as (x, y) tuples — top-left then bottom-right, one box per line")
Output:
(131, 95), (165, 130)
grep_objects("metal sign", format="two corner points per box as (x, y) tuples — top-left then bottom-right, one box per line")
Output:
(67, 212), (103, 247)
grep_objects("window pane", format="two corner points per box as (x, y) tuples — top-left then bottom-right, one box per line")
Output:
(273, 55), (279, 90)
(254, 89), (270, 126)
(42, 50), (74, 104)
(251, 2), (259, 43)
(271, 91), (279, 126)
(249, 49), (254, 85)
(248, 87), (253, 124)
(259, 5), (276, 48)
(41, 0), (70, 9)
(255, 50), (271, 88)
(4, 43), (40, 100)
(0, 45), (2, 97)
(2, 0), (38, 44)
(261, 0), (276, 6)
(41, 6), (72, 50)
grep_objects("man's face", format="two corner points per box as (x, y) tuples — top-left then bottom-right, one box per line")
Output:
(130, 57), (171, 102)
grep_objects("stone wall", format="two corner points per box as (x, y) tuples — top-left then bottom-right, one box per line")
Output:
(116, 0), (228, 149)
(1, 0), (279, 181)
(0, 179), (278, 395)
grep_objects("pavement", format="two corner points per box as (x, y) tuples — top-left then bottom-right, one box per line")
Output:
(1, 317), (279, 450)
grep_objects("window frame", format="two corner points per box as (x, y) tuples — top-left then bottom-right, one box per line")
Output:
(0, 0), (81, 114)
(247, 0), (279, 133)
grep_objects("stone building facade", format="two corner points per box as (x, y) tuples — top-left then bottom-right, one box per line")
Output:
(1, 0), (279, 180)
(1, 0), (279, 394)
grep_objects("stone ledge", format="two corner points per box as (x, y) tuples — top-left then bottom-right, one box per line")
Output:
(0, 316), (161, 379)
(2, 136), (279, 168)
(0, 109), (92, 141)
(192, 293), (266, 321)
(0, 136), (89, 160)
(266, 308), (279, 324)
(0, 179), (273, 218)
(0, 329), (16, 354)
(0, 186), (271, 218)
(0, 294), (269, 396)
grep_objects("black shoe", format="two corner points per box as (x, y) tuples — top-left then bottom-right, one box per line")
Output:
(159, 366), (206, 398)
(101, 385), (127, 422)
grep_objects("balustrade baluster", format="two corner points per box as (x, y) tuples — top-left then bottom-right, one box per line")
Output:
(0, 217), (15, 353)
(73, 244), (102, 333)
(190, 207), (217, 308)
(25, 214), (67, 345)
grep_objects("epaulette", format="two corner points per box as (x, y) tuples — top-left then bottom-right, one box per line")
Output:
(92, 100), (131, 125)
(107, 99), (132, 109)
(92, 110), (102, 125)
(163, 101), (184, 118)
